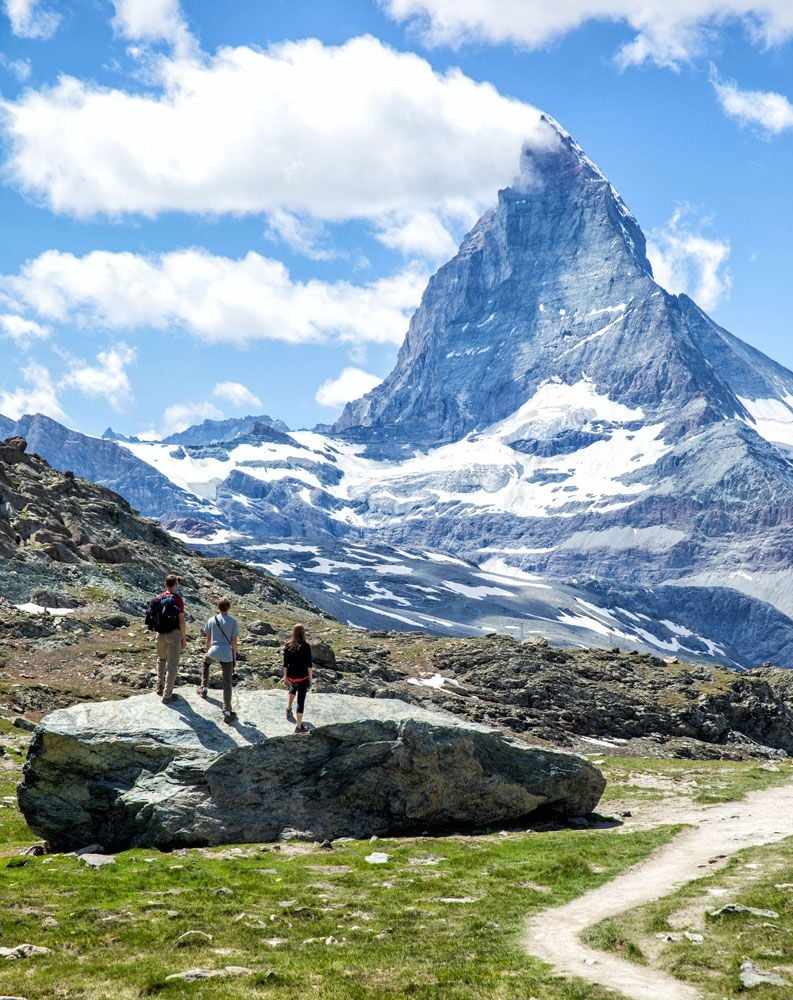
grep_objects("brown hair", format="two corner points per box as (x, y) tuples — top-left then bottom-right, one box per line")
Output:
(165, 574), (179, 589)
(217, 597), (231, 613)
(286, 623), (306, 652)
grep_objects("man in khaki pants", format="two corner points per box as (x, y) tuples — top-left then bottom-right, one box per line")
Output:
(155, 574), (186, 703)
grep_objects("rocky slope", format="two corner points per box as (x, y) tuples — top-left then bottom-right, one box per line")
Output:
(0, 434), (316, 623)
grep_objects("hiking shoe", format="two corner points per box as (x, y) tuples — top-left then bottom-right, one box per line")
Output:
(161, 693), (177, 704)
(155, 684), (164, 696)
(223, 710), (237, 724)
(294, 724), (309, 734)
(286, 708), (294, 720)
(196, 686), (208, 698)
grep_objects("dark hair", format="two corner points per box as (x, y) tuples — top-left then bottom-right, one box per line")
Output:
(286, 623), (306, 652)
(165, 574), (179, 588)
(217, 597), (231, 613)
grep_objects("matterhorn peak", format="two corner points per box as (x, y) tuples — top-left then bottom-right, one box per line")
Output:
(335, 119), (665, 445)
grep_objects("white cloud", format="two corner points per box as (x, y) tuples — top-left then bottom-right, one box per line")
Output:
(213, 381), (262, 410)
(712, 72), (793, 134)
(647, 208), (732, 311)
(264, 210), (336, 261)
(315, 367), (383, 408)
(111, 0), (195, 58)
(0, 34), (553, 251)
(0, 362), (64, 420)
(381, 1), (793, 68)
(161, 400), (224, 434)
(62, 344), (137, 410)
(0, 312), (49, 348)
(0, 55), (32, 81)
(376, 209), (460, 260)
(5, 0), (60, 39)
(2, 248), (428, 346)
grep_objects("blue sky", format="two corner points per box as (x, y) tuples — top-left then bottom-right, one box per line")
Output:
(1, 0), (793, 438)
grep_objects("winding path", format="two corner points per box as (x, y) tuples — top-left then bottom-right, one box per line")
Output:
(525, 779), (793, 1000)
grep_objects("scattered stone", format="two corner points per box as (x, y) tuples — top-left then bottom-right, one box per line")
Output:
(215, 887), (233, 897)
(0, 944), (51, 960)
(365, 852), (390, 865)
(683, 931), (704, 943)
(40, 917), (58, 929)
(263, 938), (287, 947)
(177, 930), (213, 947)
(74, 844), (105, 856)
(78, 853), (115, 868)
(435, 897), (479, 904)
(740, 960), (789, 988)
(165, 966), (252, 983)
(709, 904), (779, 919)
(12, 717), (35, 732)
(655, 932), (681, 942)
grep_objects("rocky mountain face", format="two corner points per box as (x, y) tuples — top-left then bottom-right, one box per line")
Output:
(5, 118), (793, 664)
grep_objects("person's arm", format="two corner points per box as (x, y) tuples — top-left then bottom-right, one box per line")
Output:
(307, 644), (313, 683)
(231, 635), (238, 663)
(283, 648), (289, 685)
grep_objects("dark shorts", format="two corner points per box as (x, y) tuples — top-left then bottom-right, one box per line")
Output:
(289, 679), (310, 713)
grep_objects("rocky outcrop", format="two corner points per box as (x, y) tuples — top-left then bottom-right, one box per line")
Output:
(0, 436), (319, 615)
(18, 690), (604, 851)
(307, 634), (793, 755)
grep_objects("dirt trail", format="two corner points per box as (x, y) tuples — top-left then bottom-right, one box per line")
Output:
(525, 779), (793, 1000)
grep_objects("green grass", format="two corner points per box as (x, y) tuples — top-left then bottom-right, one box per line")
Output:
(3, 734), (791, 998)
(0, 827), (681, 1000)
(581, 836), (793, 998)
(597, 756), (793, 805)
(0, 734), (677, 1000)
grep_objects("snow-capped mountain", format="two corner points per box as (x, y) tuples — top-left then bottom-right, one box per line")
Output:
(6, 116), (793, 664)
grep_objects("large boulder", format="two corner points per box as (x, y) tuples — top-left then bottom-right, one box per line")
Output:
(18, 690), (604, 851)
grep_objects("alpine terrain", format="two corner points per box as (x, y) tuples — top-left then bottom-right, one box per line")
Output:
(5, 117), (793, 667)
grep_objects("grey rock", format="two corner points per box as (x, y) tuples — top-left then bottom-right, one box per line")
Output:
(709, 903), (779, 919)
(164, 966), (252, 983)
(740, 960), (789, 988)
(78, 853), (115, 868)
(74, 843), (105, 855)
(18, 690), (604, 851)
(0, 944), (51, 960)
(12, 718), (35, 732)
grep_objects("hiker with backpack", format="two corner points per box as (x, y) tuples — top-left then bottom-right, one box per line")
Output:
(198, 597), (239, 724)
(283, 623), (313, 734)
(147, 573), (186, 703)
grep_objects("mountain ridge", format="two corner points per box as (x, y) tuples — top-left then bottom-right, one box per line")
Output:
(5, 118), (793, 661)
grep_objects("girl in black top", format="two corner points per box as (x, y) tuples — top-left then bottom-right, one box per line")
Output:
(284, 623), (313, 734)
